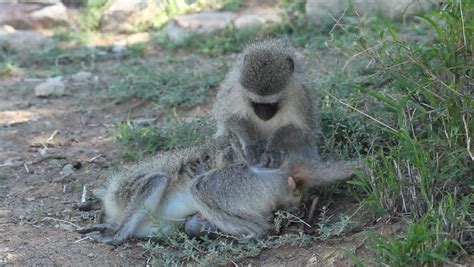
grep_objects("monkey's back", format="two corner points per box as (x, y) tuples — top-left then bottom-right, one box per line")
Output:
(98, 136), (243, 224)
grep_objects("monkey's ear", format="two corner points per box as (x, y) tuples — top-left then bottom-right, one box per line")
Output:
(288, 163), (311, 190)
(286, 57), (294, 73)
(288, 176), (296, 191)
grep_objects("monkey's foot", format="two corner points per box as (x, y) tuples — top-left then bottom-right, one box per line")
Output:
(185, 213), (216, 238)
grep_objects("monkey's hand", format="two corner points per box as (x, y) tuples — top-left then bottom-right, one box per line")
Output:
(260, 149), (286, 168)
(77, 223), (125, 246)
(243, 144), (264, 165)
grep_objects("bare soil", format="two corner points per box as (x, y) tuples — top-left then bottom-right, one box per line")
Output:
(0, 54), (380, 266)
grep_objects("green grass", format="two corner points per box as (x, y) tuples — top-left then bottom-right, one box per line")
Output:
(111, 1), (472, 265)
(116, 117), (216, 160)
(143, 209), (311, 265)
(106, 59), (224, 109)
(314, 0), (473, 264)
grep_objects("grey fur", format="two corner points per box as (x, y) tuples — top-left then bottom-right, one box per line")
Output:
(213, 39), (320, 168)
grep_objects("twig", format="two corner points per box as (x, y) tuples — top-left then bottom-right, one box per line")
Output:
(462, 114), (473, 161)
(81, 185), (87, 204)
(0, 162), (22, 168)
(23, 163), (30, 174)
(27, 155), (67, 165)
(73, 236), (92, 244)
(88, 155), (102, 163)
(46, 130), (59, 142)
(280, 210), (311, 228)
(41, 217), (81, 229)
(326, 92), (398, 133)
(306, 197), (319, 223)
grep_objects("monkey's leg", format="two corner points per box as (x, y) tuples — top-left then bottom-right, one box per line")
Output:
(93, 174), (171, 246)
(225, 116), (264, 164)
(264, 125), (315, 168)
(194, 201), (271, 238)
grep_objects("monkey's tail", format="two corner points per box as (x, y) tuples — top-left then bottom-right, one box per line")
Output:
(287, 160), (362, 189)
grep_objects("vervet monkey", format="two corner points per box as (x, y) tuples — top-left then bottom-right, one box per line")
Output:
(212, 39), (320, 167)
(78, 144), (358, 245)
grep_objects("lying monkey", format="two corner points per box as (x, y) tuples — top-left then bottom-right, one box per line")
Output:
(78, 153), (358, 245)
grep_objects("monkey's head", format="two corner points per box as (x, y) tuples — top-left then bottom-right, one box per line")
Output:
(239, 39), (297, 101)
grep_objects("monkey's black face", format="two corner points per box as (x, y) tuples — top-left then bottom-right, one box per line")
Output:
(240, 50), (294, 97)
(251, 101), (279, 121)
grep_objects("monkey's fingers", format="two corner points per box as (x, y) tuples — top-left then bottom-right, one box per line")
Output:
(77, 223), (115, 234)
(87, 232), (120, 245)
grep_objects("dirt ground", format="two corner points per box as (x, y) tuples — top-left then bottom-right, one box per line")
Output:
(0, 51), (383, 266)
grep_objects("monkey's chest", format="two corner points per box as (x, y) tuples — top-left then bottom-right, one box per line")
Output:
(251, 102), (279, 121)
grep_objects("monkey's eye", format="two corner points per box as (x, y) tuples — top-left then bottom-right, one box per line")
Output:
(286, 57), (294, 73)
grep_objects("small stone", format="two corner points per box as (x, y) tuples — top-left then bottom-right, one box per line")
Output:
(26, 197), (35, 201)
(62, 164), (75, 176)
(87, 253), (95, 258)
(0, 210), (11, 217)
(96, 50), (108, 56)
(111, 44), (126, 53)
(71, 71), (92, 82)
(39, 148), (48, 156)
(48, 159), (62, 167)
(34, 77), (65, 97)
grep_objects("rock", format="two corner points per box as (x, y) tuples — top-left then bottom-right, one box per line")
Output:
(0, 210), (11, 217)
(0, 27), (54, 52)
(111, 44), (126, 53)
(71, 71), (92, 82)
(165, 6), (282, 42)
(305, 0), (437, 25)
(61, 164), (75, 176)
(0, 1), (69, 30)
(100, 0), (164, 33)
(26, 197), (35, 201)
(165, 11), (235, 42)
(34, 77), (65, 97)
(233, 7), (281, 29)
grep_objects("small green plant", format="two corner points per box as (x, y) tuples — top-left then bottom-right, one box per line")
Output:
(317, 206), (353, 240)
(74, 0), (109, 32)
(144, 210), (312, 265)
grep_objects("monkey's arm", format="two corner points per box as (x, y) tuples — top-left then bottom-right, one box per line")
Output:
(225, 116), (264, 164)
(263, 125), (318, 168)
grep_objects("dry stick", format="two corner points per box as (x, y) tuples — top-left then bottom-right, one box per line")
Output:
(0, 162), (23, 168)
(88, 154), (102, 163)
(73, 236), (92, 244)
(306, 197), (320, 224)
(326, 92), (398, 133)
(463, 114), (473, 161)
(46, 130), (59, 142)
(81, 185), (87, 204)
(41, 217), (81, 229)
(28, 155), (67, 165)
(23, 163), (30, 174)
